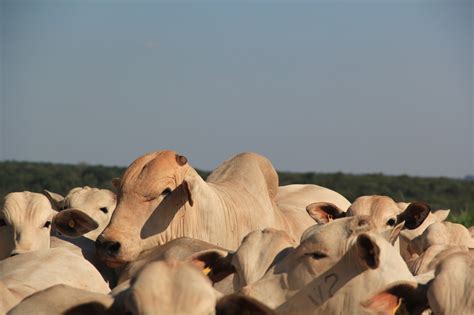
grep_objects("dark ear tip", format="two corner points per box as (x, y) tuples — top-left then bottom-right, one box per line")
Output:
(412, 201), (431, 211)
(357, 234), (380, 269)
(402, 201), (431, 230)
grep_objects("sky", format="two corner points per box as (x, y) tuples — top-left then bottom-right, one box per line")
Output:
(1, 0), (472, 178)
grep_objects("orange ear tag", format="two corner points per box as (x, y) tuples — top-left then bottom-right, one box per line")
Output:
(68, 219), (75, 228)
(203, 266), (212, 275)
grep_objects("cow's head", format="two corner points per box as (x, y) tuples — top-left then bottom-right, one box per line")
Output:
(287, 216), (377, 288)
(124, 260), (219, 315)
(0, 192), (55, 259)
(306, 196), (431, 244)
(44, 187), (117, 241)
(347, 196), (431, 233)
(0, 192), (100, 259)
(96, 150), (198, 266)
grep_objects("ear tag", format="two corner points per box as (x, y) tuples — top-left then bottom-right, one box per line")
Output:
(203, 266), (212, 275)
(68, 219), (75, 228)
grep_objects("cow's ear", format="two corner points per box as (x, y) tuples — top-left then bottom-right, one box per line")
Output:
(181, 174), (203, 207)
(432, 209), (450, 222)
(388, 221), (405, 245)
(361, 283), (428, 315)
(53, 209), (99, 238)
(306, 202), (346, 224)
(215, 294), (276, 315)
(111, 178), (121, 190)
(189, 249), (235, 283)
(356, 234), (380, 269)
(397, 202), (431, 230)
(43, 189), (65, 211)
(182, 180), (194, 207)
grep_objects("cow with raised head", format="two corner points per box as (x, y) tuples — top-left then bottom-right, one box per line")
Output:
(96, 150), (317, 267)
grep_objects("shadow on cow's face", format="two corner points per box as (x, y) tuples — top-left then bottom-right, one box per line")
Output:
(140, 183), (190, 239)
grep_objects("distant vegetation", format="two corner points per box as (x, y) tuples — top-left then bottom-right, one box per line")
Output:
(1, 161), (473, 227)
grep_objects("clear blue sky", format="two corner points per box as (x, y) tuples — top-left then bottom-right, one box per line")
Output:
(1, 0), (472, 177)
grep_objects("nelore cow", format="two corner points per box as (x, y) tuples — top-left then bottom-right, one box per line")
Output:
(97, 150), (348, 266)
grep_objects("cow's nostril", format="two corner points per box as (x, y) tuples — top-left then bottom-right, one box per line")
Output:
(104, 241), (121, 257)
(10, 252), (19, 257)
(96, 237), (122, 258)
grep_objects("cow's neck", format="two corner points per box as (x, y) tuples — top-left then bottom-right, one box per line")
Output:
(143, 168), (219, 248)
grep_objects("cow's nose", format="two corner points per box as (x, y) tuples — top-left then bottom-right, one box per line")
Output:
(96, 237), (121, 257)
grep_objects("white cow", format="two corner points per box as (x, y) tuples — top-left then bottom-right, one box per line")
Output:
(97, 151), (321, 266)
(426, 251), (474, 315)
(239, 216), (377, 308)
(276, 233), (426, 314)
(43, 186), (117, 240)
(0, 192), (56, 259)
(0, 247), (110, 313)
(1, 189), (116, 259)
(306, 195), (432, 256)
(8, 259), (274, 315)
(408, 221), (474, 255)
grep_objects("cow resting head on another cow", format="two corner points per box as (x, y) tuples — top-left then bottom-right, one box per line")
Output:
(96, 150), (286, 267)
(0, 188), (116, 259)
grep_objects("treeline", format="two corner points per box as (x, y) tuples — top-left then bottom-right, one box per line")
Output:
(1, 161), (473, 226)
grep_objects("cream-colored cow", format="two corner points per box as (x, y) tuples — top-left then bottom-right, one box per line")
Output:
(44, 186), (117, 240)
(118, 229), (299, 295)
(97, 151), (317, 266)
(0, 192), (58, 259)
(398, 206), (450, 262)
(236, 217), (425, 314)
(8, 260), (274, 315)
(0, 190), (113, 259)
(406, 244), (470, 276)
(0, 247), (110, 314)
(404, 221), (474, 275)
(276, 233), (425, 315)
(230, 228), (297, 290)
(306, 195), (431, 258)
(116, 237), (234, 287)
(239, 216), (376, 308)
(408, 221), (474, 255)
(427, 251), (474, 315)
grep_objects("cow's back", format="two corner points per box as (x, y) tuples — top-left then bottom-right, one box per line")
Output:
(206, 152), (279, 201)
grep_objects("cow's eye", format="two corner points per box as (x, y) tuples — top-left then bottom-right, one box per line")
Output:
(0, 219), (6, 227)
(305, 251), (328, 260)
(43, 221), (52, 228)
(386, 218), (396, 226)
(100, 207), (108, 214)
(161, 188), (172, 196)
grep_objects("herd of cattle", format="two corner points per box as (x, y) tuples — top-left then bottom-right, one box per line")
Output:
(1, 150), (473, 314)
